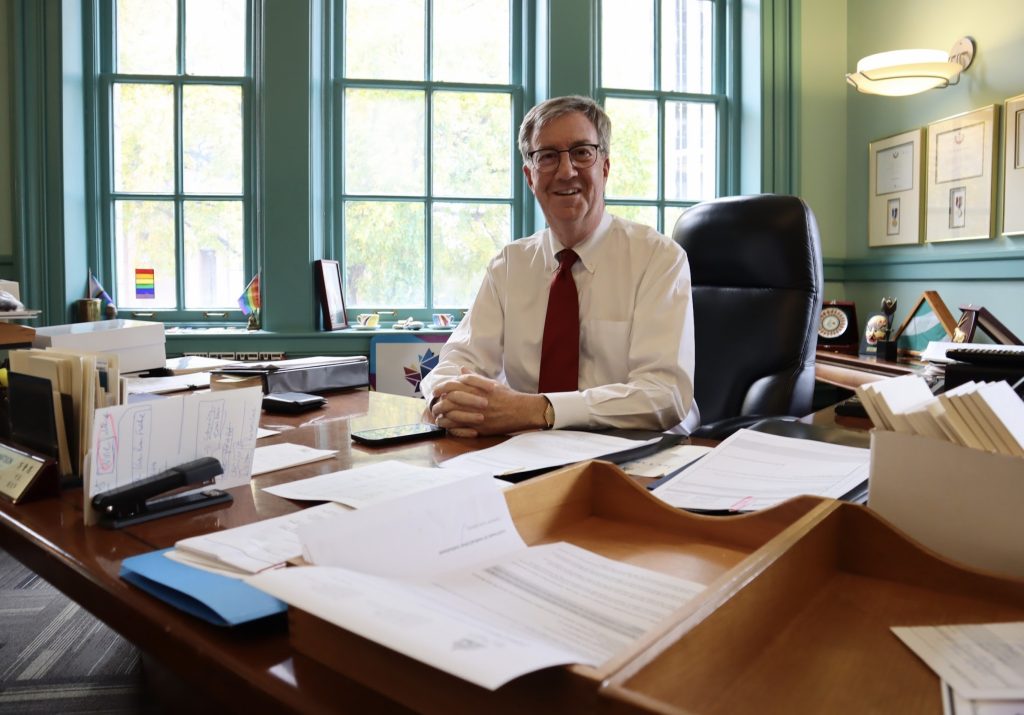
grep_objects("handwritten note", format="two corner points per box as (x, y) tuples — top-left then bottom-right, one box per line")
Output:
(87, 387), (263, 509)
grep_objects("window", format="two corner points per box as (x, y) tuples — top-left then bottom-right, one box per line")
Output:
(101, 0), (252, 319)
(599, 0), (727, 234)
(334, 0), (521, 311)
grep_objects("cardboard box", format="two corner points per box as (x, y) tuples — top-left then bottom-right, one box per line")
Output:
(867, 429), (1024, 579)
(33, 319), (166, 373)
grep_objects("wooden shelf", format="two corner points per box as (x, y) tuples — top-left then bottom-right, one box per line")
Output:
(0, 322), (35, 347)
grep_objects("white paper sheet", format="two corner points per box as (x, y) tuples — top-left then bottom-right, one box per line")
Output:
(299, 474), (524, 578)
(256, 427), (279, 439)
(651, 429), (869, 512)
(894, 623), (1024, 700)
(123, 372), (212, 395)
(88, 386), (263, 499)
(251, 541), (702, 690)
(439, 430), (660, 476)
(174, 502), (348, 574)
(250, 443), (338, 476)
(263, 459), (494, 509)
(619, 444), (712, 478)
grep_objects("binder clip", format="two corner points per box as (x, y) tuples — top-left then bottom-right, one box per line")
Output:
(92, 457), (232, 528)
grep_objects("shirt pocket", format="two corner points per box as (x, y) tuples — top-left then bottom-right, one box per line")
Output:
(583, 319), (630, 378)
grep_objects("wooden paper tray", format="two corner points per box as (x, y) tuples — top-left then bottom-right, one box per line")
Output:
(599, 501), (1024, 715)
(288, 460), (828, 715)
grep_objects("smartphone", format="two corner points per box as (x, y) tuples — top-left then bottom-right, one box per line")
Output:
(351, 423), (445, 446)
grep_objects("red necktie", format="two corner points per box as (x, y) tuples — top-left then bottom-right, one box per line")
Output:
(538, 250), (580, 392)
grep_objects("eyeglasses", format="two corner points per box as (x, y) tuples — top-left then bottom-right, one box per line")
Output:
(527, 144), (601, 172)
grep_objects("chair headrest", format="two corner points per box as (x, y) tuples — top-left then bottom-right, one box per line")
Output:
(672, 194), (821, 291)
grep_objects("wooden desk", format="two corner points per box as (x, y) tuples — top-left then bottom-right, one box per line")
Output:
(814, 349), (927, 390)
(0, 389), (495, 714)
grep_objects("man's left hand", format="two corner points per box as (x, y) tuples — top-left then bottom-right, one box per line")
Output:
(431, 371), (549, 437)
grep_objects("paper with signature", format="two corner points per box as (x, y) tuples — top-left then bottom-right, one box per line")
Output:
(652, 428), (869, 512)
(250, 476), (703, 690)
(262, 459), (494, 509)
(439, 429), (660, 476)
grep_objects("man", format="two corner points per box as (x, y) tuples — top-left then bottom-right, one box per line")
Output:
(421, 95), (698, 438)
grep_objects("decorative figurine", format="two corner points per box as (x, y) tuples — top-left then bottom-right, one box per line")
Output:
(876, 297), (899, 361)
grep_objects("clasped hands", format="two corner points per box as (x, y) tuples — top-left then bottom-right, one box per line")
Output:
(427, 368), (548, 438)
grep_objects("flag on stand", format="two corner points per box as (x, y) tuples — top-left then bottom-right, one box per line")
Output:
(238, 273), (261, 315)
(88, 270), (113, 304)
(135, 268), (155, 299)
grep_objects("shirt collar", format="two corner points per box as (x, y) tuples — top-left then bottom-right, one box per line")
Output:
(546, 212), (612, 274)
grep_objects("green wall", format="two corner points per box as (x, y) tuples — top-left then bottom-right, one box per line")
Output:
(800, 0), (1024, 339)
(0, 0), (13, 266)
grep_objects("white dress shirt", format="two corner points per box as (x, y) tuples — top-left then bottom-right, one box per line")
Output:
(420, 213), (699, 433)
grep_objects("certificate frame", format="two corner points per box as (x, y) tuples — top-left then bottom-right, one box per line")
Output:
(925, 105), (998, 243)
(868, 129), (923, 247)
(1002, 93), (1024, 236)
(313, 259), (349, 331)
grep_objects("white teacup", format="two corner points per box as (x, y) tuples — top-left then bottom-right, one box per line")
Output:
(432, 313), (454, 327)
(356, 313), (379, 327)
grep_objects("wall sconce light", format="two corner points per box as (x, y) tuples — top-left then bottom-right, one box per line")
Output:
(846, 37), (976, 96)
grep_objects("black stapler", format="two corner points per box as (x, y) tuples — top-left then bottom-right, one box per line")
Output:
(92, 457), (232, 529)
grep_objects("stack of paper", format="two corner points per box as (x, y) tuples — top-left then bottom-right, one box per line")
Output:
(8, 347), (121, 474)
(856, 376), (1024, 457)
(650, 429), (870, 512)
(893, 622), (1024, 713)
(249, 476), (705, 690)
(170, 502), (349, 576)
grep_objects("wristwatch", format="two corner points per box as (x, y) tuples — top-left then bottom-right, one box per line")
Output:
(543, 400), (555, 430)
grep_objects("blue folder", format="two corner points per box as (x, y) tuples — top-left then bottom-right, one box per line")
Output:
(120, 548), (287, 627)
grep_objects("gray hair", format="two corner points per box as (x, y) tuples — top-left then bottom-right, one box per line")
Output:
(517, 95), (611, 164)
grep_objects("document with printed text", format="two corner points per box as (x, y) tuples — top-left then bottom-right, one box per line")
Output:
(439, 429), (660, 476)
(250, 476), (703, 689)
(652, 428), (869, 512)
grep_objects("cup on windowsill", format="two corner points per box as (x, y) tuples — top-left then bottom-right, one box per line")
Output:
(431, 313), (454, 328)
(355, 313), (379, 328)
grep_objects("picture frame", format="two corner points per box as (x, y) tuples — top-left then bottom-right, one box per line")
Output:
(892, 291), (958, 355)
(955, 305), (1024, 345)
(313, 259), (349, 331)
(1002, 93), (1024, 236)
(925, 105), (998, 243)
(868, 129), (923, 247)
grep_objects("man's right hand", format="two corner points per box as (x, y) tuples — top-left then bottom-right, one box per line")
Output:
(428, 369), (494, 438)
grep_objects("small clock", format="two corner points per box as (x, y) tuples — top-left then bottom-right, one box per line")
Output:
(817, 301), (859, 354)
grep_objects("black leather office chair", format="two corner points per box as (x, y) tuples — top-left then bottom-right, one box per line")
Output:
(673, 194), (823, 439)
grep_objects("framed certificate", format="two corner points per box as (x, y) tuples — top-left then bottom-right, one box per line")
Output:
(868, 129), (923, 247)
(925, 105), (998, 242)
(1002, 93), (1024, 236)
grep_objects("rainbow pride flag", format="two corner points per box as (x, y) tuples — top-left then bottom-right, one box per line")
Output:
(237, 273), (260, 315)
(135, 268), (155, 299)
(88, 270), (113, 304)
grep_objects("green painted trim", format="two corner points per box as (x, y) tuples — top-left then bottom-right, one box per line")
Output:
(760, 0), (794, 194)
(824, 250), (1024, 282)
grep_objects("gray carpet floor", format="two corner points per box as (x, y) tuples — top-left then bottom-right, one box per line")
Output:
(0, 547), (150, 714)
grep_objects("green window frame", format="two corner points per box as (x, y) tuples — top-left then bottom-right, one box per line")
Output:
(597, 0), (736, 235)
(93, 0), (258, 325)
(329, 0), (526, 319)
